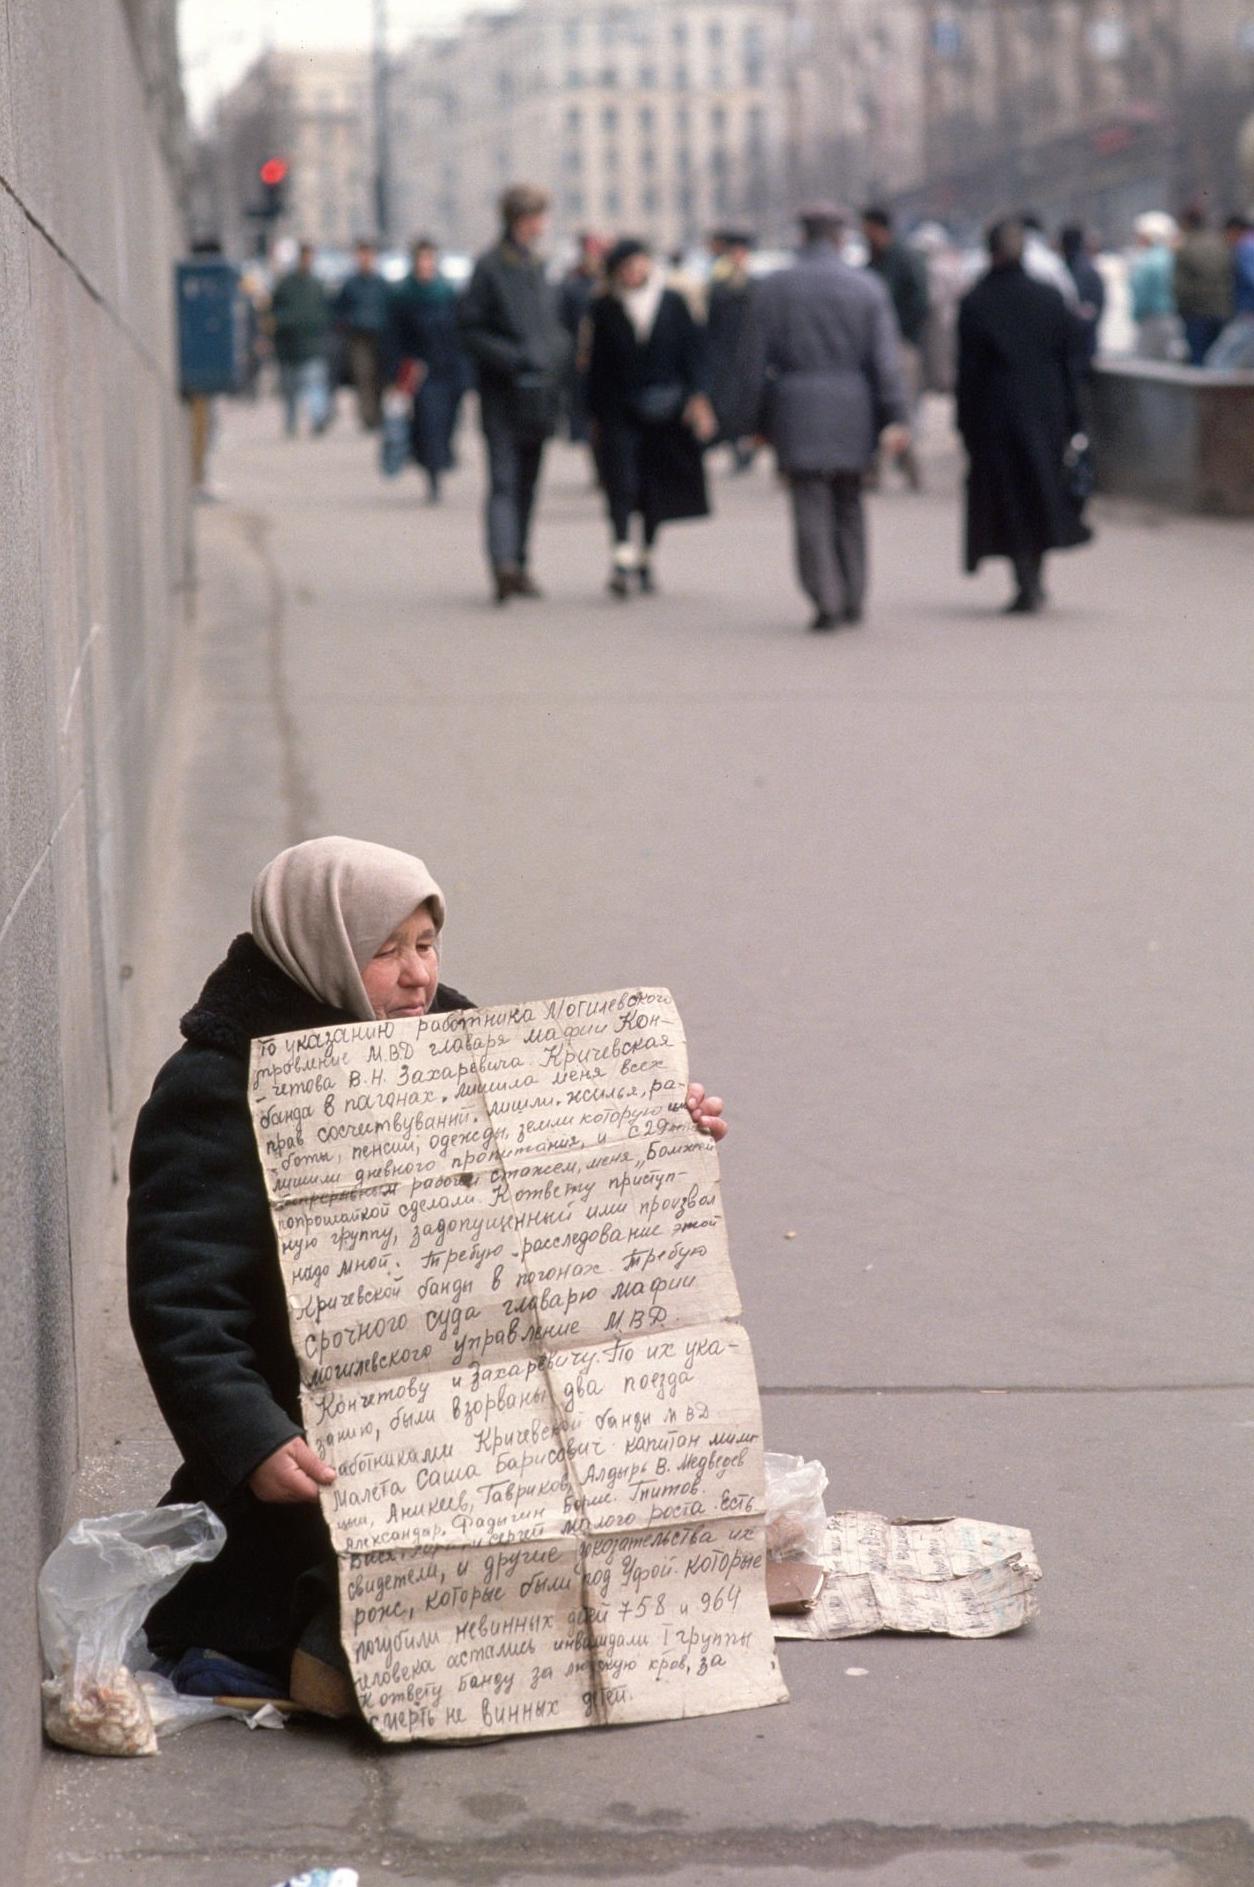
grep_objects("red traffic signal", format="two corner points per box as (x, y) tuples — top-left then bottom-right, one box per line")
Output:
(259, 157), (288, 187)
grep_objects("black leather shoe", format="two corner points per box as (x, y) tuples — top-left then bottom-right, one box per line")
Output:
(809, 610), (839, 631)
(513, 570), (544, 598)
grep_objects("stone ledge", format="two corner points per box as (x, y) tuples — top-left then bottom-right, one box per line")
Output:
(1090, 358), (1254, 516)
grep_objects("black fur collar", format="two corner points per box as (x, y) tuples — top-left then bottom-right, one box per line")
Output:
(180, 933), (472, 1058)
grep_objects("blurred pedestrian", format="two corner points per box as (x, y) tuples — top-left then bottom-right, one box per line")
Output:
(334, 239), (391, 429)
(1129, 213), (1180, 361)
(1021, 211), (1080, 310)
(270, 243), (332, 438)
(706, 229), (757, 472)
(914, 222), (964, 394)
(1174, 207), (1233, 366)
(1059, 224), (1106, 371)
(735, 203), (910, 633)
(957, 220), (1091, 615)
(667, 247), (706, 321)
(585, 238), (716, 598)
(862, 206), (929, 488)
(1203, 215), (1254, 370)
(557, 232), (606, 446)
(458, 185), (571, 603)
(388, 238), (472, 503)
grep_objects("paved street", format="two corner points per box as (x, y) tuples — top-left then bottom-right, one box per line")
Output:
(32, 396), (1254, 1887)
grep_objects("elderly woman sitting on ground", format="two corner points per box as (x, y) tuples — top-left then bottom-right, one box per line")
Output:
(127, 836), (726, 1717)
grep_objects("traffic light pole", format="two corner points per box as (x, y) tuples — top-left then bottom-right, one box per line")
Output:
(372, 0), (391, 246)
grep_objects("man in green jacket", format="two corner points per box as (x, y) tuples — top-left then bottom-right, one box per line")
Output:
(270, 243), (332, 437)
(458, 185), (571, 603)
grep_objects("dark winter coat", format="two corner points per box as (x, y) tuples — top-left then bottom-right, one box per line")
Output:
(733, 243), (908, 474)
(585, 287), (711, 530)
(334, 269), (391, 336)
(957, 263), (1091, 572)
(705, 270), (755, 436)
(388, 275), (473, 475)
(127, 932), (473, 1668)
(270, 269), (331, 367)
(457, 238), (571, 438)
(866, 240), (930, 346)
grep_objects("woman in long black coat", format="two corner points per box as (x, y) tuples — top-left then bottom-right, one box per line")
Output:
(957, 220), (1092, 613)
(585, 239), (717, 598)
(388, 240), (473, 502)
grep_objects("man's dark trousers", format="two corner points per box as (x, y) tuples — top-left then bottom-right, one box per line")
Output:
(789, 472), (866, 618)
(484, 420), (544, 572)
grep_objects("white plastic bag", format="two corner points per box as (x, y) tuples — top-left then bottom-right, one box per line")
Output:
(764, 1452), (829, 1563)
(39, 1503), (234, 1756)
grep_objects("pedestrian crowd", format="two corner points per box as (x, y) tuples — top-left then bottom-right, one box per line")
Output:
(252, 181), (1254, 629)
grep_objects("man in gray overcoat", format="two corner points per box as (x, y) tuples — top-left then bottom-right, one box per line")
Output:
(736, 204), (909, 631)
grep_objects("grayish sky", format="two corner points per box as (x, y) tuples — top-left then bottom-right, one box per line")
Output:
(179, 0), (516, 122)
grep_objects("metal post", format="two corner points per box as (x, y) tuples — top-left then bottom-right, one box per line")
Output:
(373, 0), (391, 245)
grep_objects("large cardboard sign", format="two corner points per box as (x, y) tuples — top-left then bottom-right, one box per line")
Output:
(249, 987), (787, 1740)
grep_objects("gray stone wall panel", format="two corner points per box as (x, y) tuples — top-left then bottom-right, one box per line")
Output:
(1, 1), (186, 1867)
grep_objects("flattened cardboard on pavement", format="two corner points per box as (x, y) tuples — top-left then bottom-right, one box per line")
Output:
(249, 987), (786, 1740)
(773, 1513), (1042, 1640)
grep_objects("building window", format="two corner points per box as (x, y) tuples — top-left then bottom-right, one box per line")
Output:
(639, 63), (657, 87)
(675, 103), (690, 132)
(642, 185), (659, 214)
(707, 21), (724, 50)
(710, 104), (727, 134)
(639, 104), (655, 131)
(564, 187), (585, 215)
(601, 66), (618, 86)
(601, 104), (618, 131)
(564, 18), (580, 46)
(562, 146), (583, 175)
(566, 67), (584, 87)
(672, 20), (688, 47)
(676, 142), (692, 174)
(743, 23), (765, 85)
(603, 142), (620, 171)
(710, 145), (728, 175)
(497, 70), (514, 103)
(566, 105), (582, 132)
(673, 63), (689, 88)
(605, 186), (622, 217)
(747, 105), (765, 150)
(641, 143), (656, 172)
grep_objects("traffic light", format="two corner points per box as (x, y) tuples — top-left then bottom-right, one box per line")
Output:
(258, 157), (288, 221)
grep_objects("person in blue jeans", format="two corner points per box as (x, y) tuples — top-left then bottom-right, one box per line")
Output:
(270, 244), (332, 437)
(458, 186), (572, 603)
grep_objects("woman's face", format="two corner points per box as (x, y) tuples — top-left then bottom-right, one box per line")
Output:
(361, 902), (440, 1020)
(616, 252), (652, 290)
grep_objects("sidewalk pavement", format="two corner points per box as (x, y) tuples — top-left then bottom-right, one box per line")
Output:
(29, 398), (1254, 1887)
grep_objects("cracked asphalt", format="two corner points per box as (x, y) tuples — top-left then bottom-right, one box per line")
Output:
(28, 397), (1254, 1886)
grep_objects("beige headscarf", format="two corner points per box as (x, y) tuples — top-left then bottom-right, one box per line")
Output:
(250, 836), (445, 1020)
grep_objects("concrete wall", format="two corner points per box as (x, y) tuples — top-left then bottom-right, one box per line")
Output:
(1090, 360), (1254, 516)
(0, 0), (187, 1857)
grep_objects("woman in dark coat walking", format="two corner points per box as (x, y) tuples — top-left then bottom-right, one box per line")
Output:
(388, 239), (472, 502)
(585, 239), (717, 597)
(957, 219), (1092, 613)
(127, 836), (729, 1717)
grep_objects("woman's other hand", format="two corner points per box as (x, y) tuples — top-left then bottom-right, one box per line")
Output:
(684, 393), (718, 443)
(686, 1082), (727, 1141)
(249, 1437), (337, 1503)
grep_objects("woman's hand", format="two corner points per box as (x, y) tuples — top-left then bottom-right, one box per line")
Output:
(249, 1437), (336, 1503)
(684, 393), (718, 443)
(686, 1082), (727, 1141)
